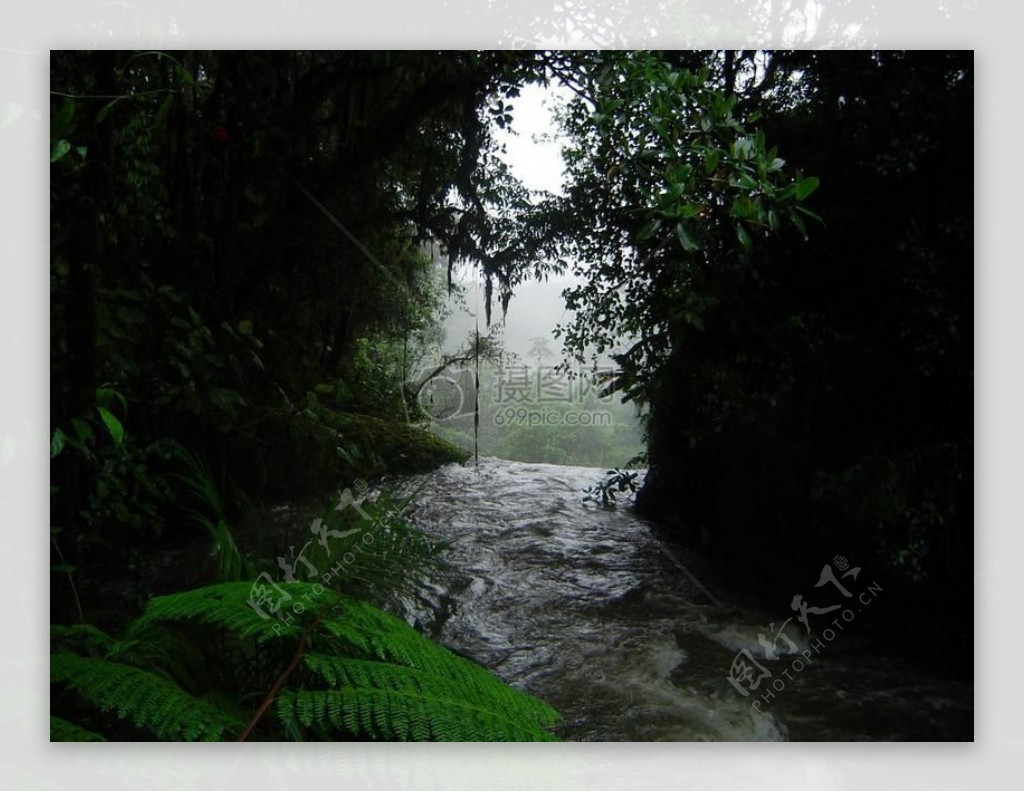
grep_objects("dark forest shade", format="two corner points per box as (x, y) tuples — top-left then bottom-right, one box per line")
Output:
(634, 53), (973, 675)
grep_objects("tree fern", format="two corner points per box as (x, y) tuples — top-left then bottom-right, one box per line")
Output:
(278, 685), (559, 742)
(52, 581), (561, 741)
(294, 484), (450, 605)
(290, 654), (561, 741)
(134, 580), (301, 640)
(51, 653), (245, 740)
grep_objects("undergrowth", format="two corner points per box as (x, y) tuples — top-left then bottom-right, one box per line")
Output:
(51, 581), (561, 742)
(52, 473), (561, 742)
(583, 468), (641, 508)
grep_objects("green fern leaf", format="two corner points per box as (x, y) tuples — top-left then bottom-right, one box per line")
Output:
(277, 687), (559, 742)
(55, 581), (561, 742)
(302, 654), (560, 737)
(135, 582), (303, 640)
(51, 653), (245, 740)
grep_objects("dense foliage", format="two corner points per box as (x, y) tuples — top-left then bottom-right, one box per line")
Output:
(49, 50), (563, 741)
(52, 581), (560, 741)
(49, 50), (547, 622)
(546, 51), (973, 668)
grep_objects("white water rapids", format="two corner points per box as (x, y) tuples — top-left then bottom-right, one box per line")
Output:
(381, 457), (972, 741)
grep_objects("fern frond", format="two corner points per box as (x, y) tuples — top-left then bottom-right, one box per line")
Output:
(313, 606), (557, 718)
(63, 581), (561, 742)
(50, 715), (106, 742)
(297, 487), (449, 603)
(277, 687), (559, 742)
(299, 598), (561, 741)
(51, 622), (119, 655)
(316, 598), (427, 664)
(135, 582), (303, 640)
(51, 653), (245, 740)
(301, 654), (561, 739)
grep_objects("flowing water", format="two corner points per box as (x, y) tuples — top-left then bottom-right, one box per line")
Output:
(251, 456), (971, 741)
(389, 457), (972, 742)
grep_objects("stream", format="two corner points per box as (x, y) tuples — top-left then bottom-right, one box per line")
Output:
(394, 457), (973, 741)
(266, 457), (972, 741)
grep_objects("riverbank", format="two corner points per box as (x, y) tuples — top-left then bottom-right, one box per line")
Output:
(636, 469), (973, 686)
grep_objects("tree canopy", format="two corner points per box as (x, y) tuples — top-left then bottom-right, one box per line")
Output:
(543, 52), (972, 666)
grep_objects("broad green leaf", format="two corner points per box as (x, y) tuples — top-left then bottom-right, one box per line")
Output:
(70, 418), (94, 444)
(50, 428), (66, 459)
(791, 212), (808, 240)
(96, 387), (127, 412)
(637, 219), (661, 243)
(50, 139), (71, 163)
(668, 164), (692, 185)
(676, 222), (699, 252)
(96, 407), (124, 444)
(795, 204), (824, 224)
(736, 223), (752, 249)
(795, 176), (821, 200)
(703, 149), (720, 175)
(731, 137), (753, 160)
(730, 196), (754, 220)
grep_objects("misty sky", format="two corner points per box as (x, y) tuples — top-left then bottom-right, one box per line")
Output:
(441, 82), (582, 362)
